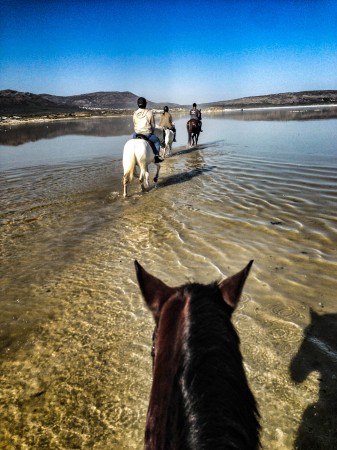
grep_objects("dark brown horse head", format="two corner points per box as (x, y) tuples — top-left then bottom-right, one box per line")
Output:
(135, 260), (260, 450)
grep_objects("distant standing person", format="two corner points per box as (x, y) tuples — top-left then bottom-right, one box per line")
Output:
(159, 106), (176, 142)
(190, 102), (203, 131)
(133, 97), (163, 163)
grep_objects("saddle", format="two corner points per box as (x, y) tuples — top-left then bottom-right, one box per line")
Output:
(135, 133), (158, 154)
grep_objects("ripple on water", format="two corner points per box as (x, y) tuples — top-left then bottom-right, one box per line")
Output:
(268, 302), (306, 321)
(1, 119), (337, 449)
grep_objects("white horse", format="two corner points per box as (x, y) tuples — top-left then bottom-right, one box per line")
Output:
(122, 139), (161, 197)
(154, 127), (174, 157)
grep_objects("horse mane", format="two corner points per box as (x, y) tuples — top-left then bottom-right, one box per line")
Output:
(179, 282), (260, 449)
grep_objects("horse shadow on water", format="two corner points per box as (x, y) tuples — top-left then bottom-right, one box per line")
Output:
(135, 260), (260, 449)
(157, 164), (215, 190)
(290, 309), (337, 449)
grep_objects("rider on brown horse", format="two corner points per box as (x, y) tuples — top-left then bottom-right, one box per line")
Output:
(190, 103), (203, 132)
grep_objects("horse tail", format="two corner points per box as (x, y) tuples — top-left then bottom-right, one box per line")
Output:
(123, 140), (137, 183)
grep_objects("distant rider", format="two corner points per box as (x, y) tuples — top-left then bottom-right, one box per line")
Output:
(159, 106), (176, 142)
(133, 97), (163, 163)
(190, 102), (203, 131)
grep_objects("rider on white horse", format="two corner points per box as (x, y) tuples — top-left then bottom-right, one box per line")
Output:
(133, 97), (163, 163)
(159, 106), (176, 142)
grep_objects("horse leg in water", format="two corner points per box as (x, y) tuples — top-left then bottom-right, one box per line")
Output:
(138, 162), (160, 192)
(153, 163), (161, 184)
(187, 122), (192, 147)
(122, 140), (136, 197)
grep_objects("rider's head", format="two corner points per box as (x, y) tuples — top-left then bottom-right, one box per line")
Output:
(193, 103), (197, 108)
(164, 106), (169, 112)
(137, 97), (147, 109)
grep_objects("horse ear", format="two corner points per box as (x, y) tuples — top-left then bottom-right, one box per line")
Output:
(218, 260), (254, 310)
(134, 260), (175, 322)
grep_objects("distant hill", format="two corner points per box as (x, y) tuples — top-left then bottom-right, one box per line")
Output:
(1, 89), (337, 117)
(0, 90), (179, 116)
(0, 90), (81, 115)
(40, 91), (140, 110)
(200, 90), (337, 109)
(40, 91), (179, 110)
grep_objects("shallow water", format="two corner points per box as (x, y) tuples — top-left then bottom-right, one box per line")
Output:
(1, 110), (337, 449)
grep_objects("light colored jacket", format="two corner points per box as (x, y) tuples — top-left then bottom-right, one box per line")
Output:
(159, 112), (173, 128)
(133, 108), (155, 134)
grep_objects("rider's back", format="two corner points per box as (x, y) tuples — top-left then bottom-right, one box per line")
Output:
(133, 108), (154, 134)
(190, 107), (201, 121)
(159, 111), (173, 128)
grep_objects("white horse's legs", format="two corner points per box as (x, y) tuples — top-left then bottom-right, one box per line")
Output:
(145, 169), (150, 187)
(138, 166), (159, 191)
(138, 165), (147, 192)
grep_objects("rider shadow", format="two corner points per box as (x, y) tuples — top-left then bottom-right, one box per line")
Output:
(290, 309), (337, 449)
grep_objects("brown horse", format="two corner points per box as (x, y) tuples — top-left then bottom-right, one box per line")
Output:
(187, 118), (201, 147)
(135, 260), (260, 450)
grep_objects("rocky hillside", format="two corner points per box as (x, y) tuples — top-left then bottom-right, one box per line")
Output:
(0, 90), (81, 115)
(40, 91), (140, 109)
(40, 91), (179, 110)
(200, 90), (337, 109)
(0, 90), (179, 116)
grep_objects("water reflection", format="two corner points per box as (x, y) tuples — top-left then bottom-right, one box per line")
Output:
(205, 106), (337, 122)
(0, 116), (133, 146)
(1, 107), (337, 148)
(290, 309), (337, 449)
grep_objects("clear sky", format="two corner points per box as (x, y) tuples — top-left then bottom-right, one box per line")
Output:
(1, 0), (336, 104)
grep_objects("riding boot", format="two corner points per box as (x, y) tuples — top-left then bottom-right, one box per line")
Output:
(173, 132), (176, 142)
(154, 154), (164, 163)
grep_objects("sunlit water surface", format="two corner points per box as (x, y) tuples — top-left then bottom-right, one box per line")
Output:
(1, 111), (337, 449)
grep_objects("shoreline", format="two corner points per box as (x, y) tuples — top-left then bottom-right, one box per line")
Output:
(1, 103), (337, 127)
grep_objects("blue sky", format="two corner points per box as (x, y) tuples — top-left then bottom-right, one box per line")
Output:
(1, 0), (336, 104)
